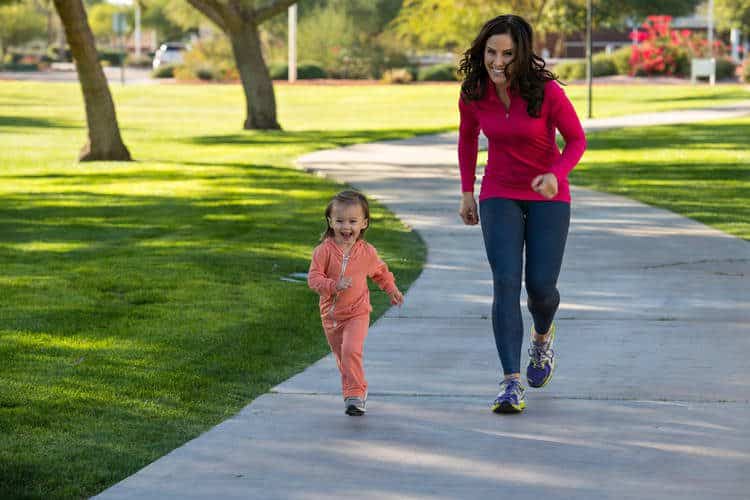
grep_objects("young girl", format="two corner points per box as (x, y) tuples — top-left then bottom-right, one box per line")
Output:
(308, 190), (404, 416)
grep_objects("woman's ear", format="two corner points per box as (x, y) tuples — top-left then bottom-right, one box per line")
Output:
(363, 218), (369, 229)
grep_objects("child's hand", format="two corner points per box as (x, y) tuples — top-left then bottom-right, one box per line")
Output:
(389, 289), (404, 306)
(336, 277), (352, 291)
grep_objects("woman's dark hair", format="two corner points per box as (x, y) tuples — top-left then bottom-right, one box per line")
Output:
(321, 190), (370, 242)
(458, 14), (559, 117)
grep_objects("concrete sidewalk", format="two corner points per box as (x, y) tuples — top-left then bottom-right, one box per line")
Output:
(96, 104), (750, 499)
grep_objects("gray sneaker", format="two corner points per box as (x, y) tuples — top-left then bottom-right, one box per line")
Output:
(345, 397), (366, 416)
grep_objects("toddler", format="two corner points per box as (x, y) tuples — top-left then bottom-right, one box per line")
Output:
(308, 190), (403, 416)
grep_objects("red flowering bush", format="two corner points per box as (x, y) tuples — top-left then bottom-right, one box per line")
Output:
(628, 15), (728, 77)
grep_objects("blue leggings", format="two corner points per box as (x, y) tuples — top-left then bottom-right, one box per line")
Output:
(479, 197), (570, 375)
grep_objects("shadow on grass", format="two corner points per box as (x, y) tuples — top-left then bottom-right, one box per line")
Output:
(640, 91), (750, 104)
(584, 121), (750, 151)
(186, 127), (453, 147)
(0, 156), (426, 497)
(0, 115), (78, 130)
(575, 120), (749, 240)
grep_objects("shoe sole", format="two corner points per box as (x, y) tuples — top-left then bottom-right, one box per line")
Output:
(345, 405), (365, 416)
(492, 400), (526, 414)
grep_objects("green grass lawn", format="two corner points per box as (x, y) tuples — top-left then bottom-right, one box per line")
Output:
(571, 117), (750, 240)
(0, 82), (446, 499)
(563, 82), (750, 117)
(0, 80), (748, 499)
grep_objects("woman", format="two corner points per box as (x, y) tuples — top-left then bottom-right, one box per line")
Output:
(457, 14), (586, 413)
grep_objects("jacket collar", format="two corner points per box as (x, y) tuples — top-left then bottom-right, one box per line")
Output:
(324, 237), (364, 256)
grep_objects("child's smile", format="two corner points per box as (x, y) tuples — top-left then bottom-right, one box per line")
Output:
(328, 202), (368, 249)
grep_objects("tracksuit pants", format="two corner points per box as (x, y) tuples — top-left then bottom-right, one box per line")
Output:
(323, 314), (370, 399)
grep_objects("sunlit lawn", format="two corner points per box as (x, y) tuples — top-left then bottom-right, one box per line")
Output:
(0, 80), (747, 498)
(0, 82), (443, 499)
(571, 117), (750, 240)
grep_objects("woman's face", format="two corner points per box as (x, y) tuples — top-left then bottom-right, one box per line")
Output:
(484, 33), (515, 87)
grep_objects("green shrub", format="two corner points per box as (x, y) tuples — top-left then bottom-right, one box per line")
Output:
(592, 53), (617, 76)
(381, 68), (413, 84)
(196, 67), (214, 80)
(417, 63), (457, 81)
(716, 57), (737, 80)
(269, 62), (288, 80)
(611, 45), (632, 75)
(673, 49), (691, 76)
(125, 54), (153, 68)
(98, 49), (124, 66)
(261, 61), (327, 80)
(553, 61), (585, 81)
(45, 45), (71, 62)
(175, 36), (238, 82)
(743, 61), (750, 83)
(298, 62), (327, 79)
(0, 63), (38, 71)
(151, 64), (176, 78)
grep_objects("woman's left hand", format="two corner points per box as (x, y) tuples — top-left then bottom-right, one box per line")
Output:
(531, 173), (558, 199)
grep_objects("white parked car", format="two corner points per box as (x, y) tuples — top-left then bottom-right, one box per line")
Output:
(152, 43), (186, 69)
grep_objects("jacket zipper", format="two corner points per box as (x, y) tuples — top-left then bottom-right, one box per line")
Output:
(329, 253), (350, 328)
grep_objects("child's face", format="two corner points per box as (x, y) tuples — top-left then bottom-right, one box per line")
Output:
(328, 202), (368, 246)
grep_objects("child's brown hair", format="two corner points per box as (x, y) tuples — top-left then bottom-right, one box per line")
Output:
(321, 190), (370, 242)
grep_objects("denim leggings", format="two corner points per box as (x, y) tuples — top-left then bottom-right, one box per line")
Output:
(479, 197), (570, 375)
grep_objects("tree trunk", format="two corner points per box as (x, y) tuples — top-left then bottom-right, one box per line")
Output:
(53, 0), (131, 161)
(227, 24), (281, 130)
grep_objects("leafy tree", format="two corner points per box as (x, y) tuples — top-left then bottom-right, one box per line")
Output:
(392, 0), (701, 51)
(714, 0), (750, 33)
(0, 0), (46, 62)
(141, 0), (202, 42)
(52, 0), (131, 161)
(186, 0), (297, 130)
(87, 2), (130, 40)
(595, 0), (701, 27)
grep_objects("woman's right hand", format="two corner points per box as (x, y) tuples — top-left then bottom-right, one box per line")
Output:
(459, 193), (479, 225)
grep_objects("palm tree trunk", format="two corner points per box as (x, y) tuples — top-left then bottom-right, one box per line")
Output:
(227, 24), (281, 130)
(53, 0), (131, 161)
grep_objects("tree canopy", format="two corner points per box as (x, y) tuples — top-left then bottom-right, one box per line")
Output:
(392, 0), (702, 51)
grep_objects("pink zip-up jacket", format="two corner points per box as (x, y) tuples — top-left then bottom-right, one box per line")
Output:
(458, 79), (586, 203)
(308, 238), (398, 323)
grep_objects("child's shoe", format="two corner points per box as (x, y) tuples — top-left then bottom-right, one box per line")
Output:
(344, 397), (366, 416)
(491, 378), (526, 414)
(526, 323), (556, 388)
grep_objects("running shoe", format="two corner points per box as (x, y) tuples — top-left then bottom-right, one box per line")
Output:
(491, 378), (526, 414)
(526, 322), (556, 388)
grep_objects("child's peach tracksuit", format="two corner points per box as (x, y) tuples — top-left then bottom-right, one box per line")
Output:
(308, 237), (398, 399)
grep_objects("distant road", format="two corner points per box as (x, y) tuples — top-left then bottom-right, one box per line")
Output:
(0, 66), (164, 85)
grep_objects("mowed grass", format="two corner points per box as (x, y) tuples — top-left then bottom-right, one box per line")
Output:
(0, 82), (452, 499)
(562, 82), (750, 117)
(0, 80), (748, 498)
(571, 117), (750, 240)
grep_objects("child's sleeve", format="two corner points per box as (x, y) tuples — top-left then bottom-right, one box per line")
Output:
(308, 245), (337, 296)
(367, 245), (398, 295)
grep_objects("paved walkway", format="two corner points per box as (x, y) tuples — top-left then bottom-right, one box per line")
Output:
(96, 104), (750, 499)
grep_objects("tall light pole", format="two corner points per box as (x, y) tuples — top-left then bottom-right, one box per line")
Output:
(134, 1), (141, 58)
(288, 3), (297, 83)
(707, 0), (714, 57)
(585, 0), (593, 118)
